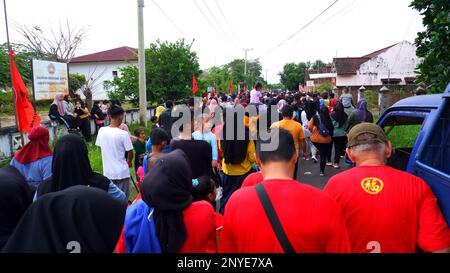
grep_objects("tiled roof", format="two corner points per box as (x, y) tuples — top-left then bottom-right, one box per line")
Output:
(333, 57), (369, 75)
(70, 46), (137, 63)
(362, 43), (397, 58)
(334, 43), (399, 75)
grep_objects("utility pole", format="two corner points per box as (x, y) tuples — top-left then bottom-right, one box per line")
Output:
(137, 0), (147, 126)
(243, 48), (253, 76)
(3, 0), (24, 146)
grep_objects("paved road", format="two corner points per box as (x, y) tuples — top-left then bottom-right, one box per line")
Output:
(296, 154), (351, 190)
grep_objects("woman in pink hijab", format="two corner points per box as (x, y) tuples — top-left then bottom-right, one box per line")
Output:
(49, 93), (75, 129)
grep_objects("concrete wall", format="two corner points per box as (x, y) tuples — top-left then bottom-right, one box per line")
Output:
(69, 61), (138, 100)
(0, 106), (155, 161)
(337, 41), (421, 87)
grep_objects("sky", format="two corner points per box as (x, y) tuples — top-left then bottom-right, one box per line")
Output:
(0, 0), (425, 83)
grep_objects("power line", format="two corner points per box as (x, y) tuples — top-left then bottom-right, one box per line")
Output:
(213, 0), (240, 43)
(192, 0), (226, 41)
(202, 0), (230, 41)
(264, 0), (340, 56)
(290, 0), (359, 46)
(151, 0), (186, 37)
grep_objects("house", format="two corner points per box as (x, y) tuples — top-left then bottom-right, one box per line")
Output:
(334, 41), (420, 90)
(304, 65), (335, 92)
(69, 46), (138, 100)
(306, 41), (421, 92)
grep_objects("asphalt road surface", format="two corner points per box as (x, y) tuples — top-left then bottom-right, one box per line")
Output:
(296, 154), (352, 190)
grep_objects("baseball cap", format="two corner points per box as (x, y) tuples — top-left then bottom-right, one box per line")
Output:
(347, 123), (388, 148)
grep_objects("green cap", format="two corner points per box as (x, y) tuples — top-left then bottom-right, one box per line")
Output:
(347, 123), (388, 148)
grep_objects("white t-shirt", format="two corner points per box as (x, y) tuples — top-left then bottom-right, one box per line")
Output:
(96, 126), (134, 180)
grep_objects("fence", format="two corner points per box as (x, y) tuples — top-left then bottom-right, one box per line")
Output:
(0, 106), (156, 161)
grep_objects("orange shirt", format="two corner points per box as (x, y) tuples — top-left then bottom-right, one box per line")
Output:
(308, 119), (332, 144)
(271, 119), (305, 152)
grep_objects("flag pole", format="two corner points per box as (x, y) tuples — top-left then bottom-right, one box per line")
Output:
(3, 0), (24, 146)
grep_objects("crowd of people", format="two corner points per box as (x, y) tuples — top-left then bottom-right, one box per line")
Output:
(1, 83), (449, 253)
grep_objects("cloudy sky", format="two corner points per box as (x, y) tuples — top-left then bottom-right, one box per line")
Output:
(1, 0), (424, 83)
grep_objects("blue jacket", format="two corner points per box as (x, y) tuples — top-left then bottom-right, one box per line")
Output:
(124, 199), (161, 253)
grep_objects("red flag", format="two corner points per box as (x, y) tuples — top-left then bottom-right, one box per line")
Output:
(229, 80), (233, 94)
(9, 51), (41, 133)
(192, 75), (198, 94)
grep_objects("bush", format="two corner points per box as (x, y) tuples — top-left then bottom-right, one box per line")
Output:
(0, 91), (14, 114)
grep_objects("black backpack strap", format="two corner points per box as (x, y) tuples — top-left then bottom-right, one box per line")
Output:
(255, 183), (295, 253)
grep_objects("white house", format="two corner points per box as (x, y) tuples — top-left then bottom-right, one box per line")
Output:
(333, 41), (421, 88)
(69, 46), (138, 100)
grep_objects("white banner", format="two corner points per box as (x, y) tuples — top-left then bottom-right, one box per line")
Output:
(32, 59), (69, 100)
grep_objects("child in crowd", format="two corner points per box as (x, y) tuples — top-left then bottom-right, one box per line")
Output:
(192, 114), (220, 171)
(143, 128), (169, 175)
(191, 176), (224, 242)
(133, 129), (147, 173)
(136, 154), (145, 190)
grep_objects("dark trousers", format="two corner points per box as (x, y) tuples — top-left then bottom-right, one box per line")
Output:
(219, 169), (253, 215)
(312, 142), (332, 172)
(332, 136), (347, 164)
(79, 118), (92, 142)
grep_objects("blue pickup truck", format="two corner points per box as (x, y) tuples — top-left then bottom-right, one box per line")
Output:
(377, 82), (450, 227)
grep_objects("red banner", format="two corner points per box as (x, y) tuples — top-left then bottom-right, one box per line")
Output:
(9, 51), (41, 133)
(192, 75), (198, 94)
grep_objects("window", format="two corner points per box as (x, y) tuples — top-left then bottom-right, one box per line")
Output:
(381, 114), (425, 171)
(419, 102), (450, 175)
(112, 70), (118, 78)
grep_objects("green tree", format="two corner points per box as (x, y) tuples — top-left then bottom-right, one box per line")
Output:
(201, 59), (266, 95)
(104, 66), (139, 106)
(0, 43), (38, 89)
(68, 73), (86, 97)
(278, 62), (310, 91)
(410, 0), (450, 93)
(145, 39), (200, 103)
(317, 81), (334, 92)
(311, 60), (326, 71)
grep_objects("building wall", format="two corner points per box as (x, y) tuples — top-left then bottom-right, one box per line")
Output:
(69, 61), (138, 100)
(337, 41), (421, 87)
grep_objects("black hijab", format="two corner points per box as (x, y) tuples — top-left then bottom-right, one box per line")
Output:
(221, 108), (250, 164)
(37, 134), (109, 198)
(2, 185), (126, 253)
(0, 166), (33, 251)
(304, 100), (316, 121)
(331, 101), (348, 127)
(141, 149), (193, 253)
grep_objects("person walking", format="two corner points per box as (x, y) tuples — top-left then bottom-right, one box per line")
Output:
(347, 99), (374, 131)
(36, 134), (126, 203)
(308, 107), (334, 176)
(330, 101), (349, 168)
(219, 110), (256, 214)
(324, 123), (450, 253)
(96, 105), (134, 199)
(219, 129), (350, 253)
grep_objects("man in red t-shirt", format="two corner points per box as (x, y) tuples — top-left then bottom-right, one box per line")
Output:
(219, 129), (350, 253)
(324, 123), (450, 253)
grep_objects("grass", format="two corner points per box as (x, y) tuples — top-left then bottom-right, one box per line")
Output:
(87, 134), (141, 202)
(384, 124), (422, 149)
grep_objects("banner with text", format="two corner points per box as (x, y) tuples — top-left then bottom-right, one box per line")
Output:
(32, 59), (69, 100)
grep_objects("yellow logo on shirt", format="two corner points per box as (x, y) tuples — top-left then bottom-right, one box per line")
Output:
(361, 177), (384, 195)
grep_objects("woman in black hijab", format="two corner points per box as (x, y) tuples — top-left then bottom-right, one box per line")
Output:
(219, 108), (255, 214)
(2, 185), (126, 253)
(37, 134), (124, 201)
(141, 149), (193, 253)
(0, 166), (33, 251)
